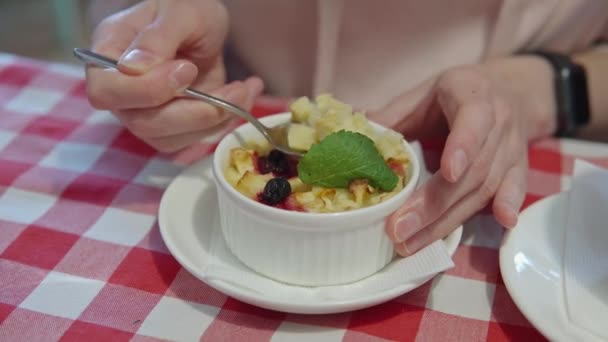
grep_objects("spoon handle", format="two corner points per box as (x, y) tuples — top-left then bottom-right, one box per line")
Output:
(72, 48), (272, 142)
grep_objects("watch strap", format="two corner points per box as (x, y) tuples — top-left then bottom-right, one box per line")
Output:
(528, 51), (591, 137)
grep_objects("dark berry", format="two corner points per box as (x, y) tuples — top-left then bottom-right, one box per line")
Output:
(268, 149), (285, 164)
(267, 149), (289, 175)
(260, 177), (291, 205)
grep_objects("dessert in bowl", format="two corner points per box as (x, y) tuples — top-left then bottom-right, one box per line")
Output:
(212, 95), (420, 286)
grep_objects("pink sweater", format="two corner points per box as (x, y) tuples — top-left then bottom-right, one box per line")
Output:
(91, 0), (608, 109)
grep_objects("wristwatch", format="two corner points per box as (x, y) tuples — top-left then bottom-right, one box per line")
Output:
(527, 51), (591, 137)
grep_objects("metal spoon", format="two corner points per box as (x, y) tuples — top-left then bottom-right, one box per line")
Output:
(73, 48), (303, 157)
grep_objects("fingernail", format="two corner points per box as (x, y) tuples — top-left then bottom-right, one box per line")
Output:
(498, 200), (519, 228)
(451, 149), (468, 181)
(394, 242), (412, 257)
(394, 212), (421, 242)
(244, 77), (264, 96)
(169, 63), (196, 92)
(119, 49), (160, 72)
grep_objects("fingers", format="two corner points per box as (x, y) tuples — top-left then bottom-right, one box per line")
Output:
(385, 173), (459, 243)
(440, 101), (495, 182)
(394, 135), (513, 256)
(393, 217), (456, 257)
(86, 60), (198, 110)
(87, 1), (166, 107)
(385, 119), (504, 244)
(91, 1), (158, 59)
(146, 120), (234, 153)
(116, 78), (263, 138)
(492, 156), (528, 228)
(86, 0), (230, 112)
(435, 68), (496, 183)
(117, 77), (264, 152)
(241, 76), (265, 108)
(116, 82), (245, 137)
(118, 0), (228, 74)
(384, 66), (531, 257)
(86, 1), (202, 111)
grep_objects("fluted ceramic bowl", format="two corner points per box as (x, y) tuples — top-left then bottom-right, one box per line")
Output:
(212, 113), (420, 286)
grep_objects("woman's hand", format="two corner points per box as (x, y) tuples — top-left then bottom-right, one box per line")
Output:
(86, 0), (263, 153)
(369, 56), (558, 256)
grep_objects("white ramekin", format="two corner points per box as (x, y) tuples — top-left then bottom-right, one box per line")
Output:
(212, 113), (420, 286)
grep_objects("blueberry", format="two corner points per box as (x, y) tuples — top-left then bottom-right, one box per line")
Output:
(260, 177), (291, 205)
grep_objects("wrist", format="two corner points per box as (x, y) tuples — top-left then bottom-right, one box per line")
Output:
(519, 52), (592, 138)
(482, 56), (558, 140)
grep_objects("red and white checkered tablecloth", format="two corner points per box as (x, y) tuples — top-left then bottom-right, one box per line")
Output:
(1, 52), (608, 342)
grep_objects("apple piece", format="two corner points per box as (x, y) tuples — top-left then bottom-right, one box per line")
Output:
(289, 97), (317, 123)
(315, 93), (352, 116)
(287, 123), (317, 151)
(236, 171), (272, 198)
(375, 130), (406, 160)
(288, 177), (312, 193)
(229, 148), (255, 176)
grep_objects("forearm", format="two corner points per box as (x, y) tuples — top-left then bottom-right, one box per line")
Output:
(483, 48), (608, 142)
(573, 46), (608, 140)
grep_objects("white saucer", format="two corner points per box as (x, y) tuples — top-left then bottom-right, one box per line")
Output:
(500, 193), (603, 342)
(159, 143), (462, 314)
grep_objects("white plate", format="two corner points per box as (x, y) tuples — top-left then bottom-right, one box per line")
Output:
(159, 143), (462, 314)
(500, 193), (603, 342)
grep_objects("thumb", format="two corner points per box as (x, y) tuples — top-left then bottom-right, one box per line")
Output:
(118, 1), (227, 74)
(368, 78), (436, 138)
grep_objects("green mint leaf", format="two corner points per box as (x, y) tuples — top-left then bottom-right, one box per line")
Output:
(297, 130), (398, 191)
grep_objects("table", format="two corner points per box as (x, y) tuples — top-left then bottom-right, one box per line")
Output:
(1, 52), (607, 342)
